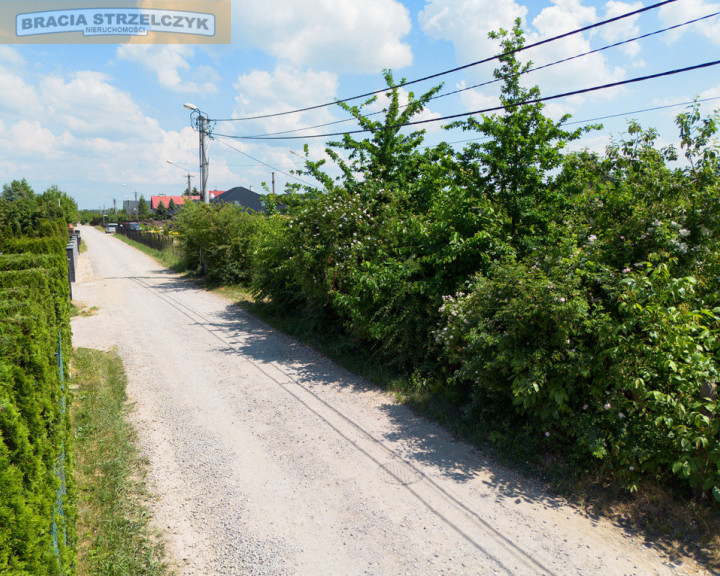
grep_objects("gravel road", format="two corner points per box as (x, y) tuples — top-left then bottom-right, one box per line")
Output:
(70, 225), (708, 576)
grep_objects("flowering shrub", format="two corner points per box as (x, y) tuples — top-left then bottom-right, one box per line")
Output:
(601, 258), (720, 496)
(435, 260), (606, 454)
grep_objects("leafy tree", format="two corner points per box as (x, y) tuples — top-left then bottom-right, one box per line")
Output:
(1, 178), (34, 202)
(255, 72), (456, 361)
(450, 19), (595, 254)
(176, 201), (260, 283)
(38, 185), (79, 224)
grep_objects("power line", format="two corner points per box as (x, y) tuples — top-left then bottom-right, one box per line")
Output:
(216, 94), (720, 191)
(234, 10), (719, 140)
(214, 0), (680, 123)
(213, 137), (316, 187)
(564, 95), (720, 126)
(211, 60), (720, 141)
(434, 11), (719, 103)
(443, 95), (720, 146)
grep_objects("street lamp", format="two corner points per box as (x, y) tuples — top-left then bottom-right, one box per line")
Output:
(166, 160), (195, 196)
(184, 102), (211, 204)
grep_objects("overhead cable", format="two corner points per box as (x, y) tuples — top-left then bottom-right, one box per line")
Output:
(211, 60), (720, 141)
(236, 10), (719, 140)
(213, 137), (316, 186)
(444, 95), (720, 146)
(214, 0), (680, 123)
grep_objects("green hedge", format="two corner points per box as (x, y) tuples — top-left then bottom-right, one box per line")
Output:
(0, 221), (75, 574)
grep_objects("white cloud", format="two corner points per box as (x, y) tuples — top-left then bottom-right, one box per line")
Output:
(233, 65), (341, 137)
(233, 0), (412, 73)
(0, 66), (198, 206)
(6, 121), (61, 157)
(419, 0), (627, 119)
(0, 72), (42, 115)
(457, 81), (503, 114)
(116, 45), (219, 93)
(527, 0), (627, 112)
(0, 46), (25, 67)
(599, 1), (643, 57)
(40, 71), (162, 139)
(419, 0), (528, 64)
(659, 0), (720, 44)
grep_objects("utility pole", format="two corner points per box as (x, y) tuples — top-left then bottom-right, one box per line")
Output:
(272, 172), (275, 195)
(187, 174), (192, 196)
(184, 103), (210, 204)
(135, 190), (138, 222)
(199, 114), (209, 204)
(113, 198), (116, 214)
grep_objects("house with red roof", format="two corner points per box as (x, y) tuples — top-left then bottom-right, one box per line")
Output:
(150, 195), (199, 211)
(149, 190), (228, 213)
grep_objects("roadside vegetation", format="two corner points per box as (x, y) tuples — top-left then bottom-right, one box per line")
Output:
(113, 232), (183, 270)
(175, 22), (720, 505)
(72, 20), (720, 568)
(0, 181), (77, 575)
(168, 24), (720, 563)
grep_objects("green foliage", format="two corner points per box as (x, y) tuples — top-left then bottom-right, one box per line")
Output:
(0, 202), (76, 572)
(0, 180), (39, 235)
(175, 202), (262, 285)
(173, 23), (720, 502)
(449, 19), (595, 255)
(38, 186), (79, 225)
(1, 181), (78, 234)
(601, 258), (720, 493)
(137, 196), (149, 219)
(436, 260), (598, 424)
(154, 201), (167, 220)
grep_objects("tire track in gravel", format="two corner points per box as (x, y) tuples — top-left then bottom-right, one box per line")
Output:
(129, 276), (553, 576)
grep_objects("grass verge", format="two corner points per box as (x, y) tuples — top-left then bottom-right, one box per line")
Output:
(71, 347), (169, 576)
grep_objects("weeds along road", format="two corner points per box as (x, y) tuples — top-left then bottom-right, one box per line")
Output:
(70, 225), (704, 576)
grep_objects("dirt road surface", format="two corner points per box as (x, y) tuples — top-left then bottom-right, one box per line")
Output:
(70, 225), (707, 576)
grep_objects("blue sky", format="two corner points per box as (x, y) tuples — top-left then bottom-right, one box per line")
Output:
(1, 0), (719, 209)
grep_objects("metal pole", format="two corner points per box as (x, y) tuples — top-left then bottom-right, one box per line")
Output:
(272, 172), (275, 195)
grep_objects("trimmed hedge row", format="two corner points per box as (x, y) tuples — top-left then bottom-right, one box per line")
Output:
(0, 220), (76, 575)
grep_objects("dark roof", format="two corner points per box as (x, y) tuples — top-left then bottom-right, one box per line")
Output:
(210, 186), (265, 212)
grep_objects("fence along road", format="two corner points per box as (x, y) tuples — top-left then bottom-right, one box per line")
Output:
(70, 224), (705, 576)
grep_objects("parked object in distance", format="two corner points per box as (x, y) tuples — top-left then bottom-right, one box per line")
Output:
(105, 223), (117, 234)
(127, 222), (142, 231)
